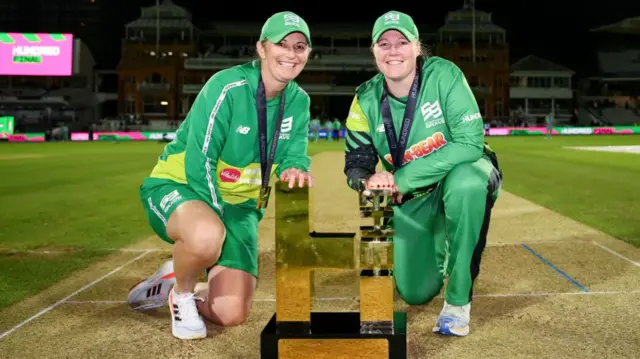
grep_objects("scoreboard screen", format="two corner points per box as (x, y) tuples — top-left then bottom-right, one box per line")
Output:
(0, 33), (73, 76)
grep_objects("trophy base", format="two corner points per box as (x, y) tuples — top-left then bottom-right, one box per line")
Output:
(260, 311), (407, 359)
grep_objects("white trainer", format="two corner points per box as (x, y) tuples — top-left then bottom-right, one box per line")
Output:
(432, 301), (471, 337)
(127, 260), (176, 311)
(168, 288), (207, 340)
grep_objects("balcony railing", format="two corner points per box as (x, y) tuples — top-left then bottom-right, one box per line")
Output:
(183, 55), (376, 72)
(182, 83), (357, 96)
(137, 83), (172, 92)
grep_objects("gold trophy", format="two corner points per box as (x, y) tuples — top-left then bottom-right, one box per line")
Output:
(358, 188), (396, 335)
(260, 182), (407, 359)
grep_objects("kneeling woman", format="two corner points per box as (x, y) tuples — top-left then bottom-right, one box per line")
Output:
(343, 11), (502, 337)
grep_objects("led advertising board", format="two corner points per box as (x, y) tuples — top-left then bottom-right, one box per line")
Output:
(0, 32), (73, 76)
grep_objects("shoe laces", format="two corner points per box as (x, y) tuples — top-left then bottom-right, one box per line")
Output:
(175, 292), (205, 319)
(443, 302), (467, 316)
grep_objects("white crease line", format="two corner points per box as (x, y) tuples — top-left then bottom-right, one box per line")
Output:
(65, 300), (130, 304)
(591, 241), (640, 268)
(3, 240), (595, 255)
(486, 239), (590, 247)
(116, 248), (172, 252)
(473, 290), (640, 297)
(0, 250), (152, 341)
(63, 289), (640, 306)
(0, 248), (173, 255)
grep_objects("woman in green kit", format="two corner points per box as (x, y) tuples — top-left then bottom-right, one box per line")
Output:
(343, 11), (503, 337)
(126, 11), (314, 340)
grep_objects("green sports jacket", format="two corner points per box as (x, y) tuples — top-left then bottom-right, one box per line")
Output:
(344, 56), (486, 194)
(145, 61), (311, 212)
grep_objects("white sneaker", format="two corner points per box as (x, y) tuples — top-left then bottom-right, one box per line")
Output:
(432, 301), (471, 337)
(168, 288), (207, 340)
(127, 260), (176, 311)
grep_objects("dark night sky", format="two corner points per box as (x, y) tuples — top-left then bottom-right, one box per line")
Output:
(96, 0), (640, 74)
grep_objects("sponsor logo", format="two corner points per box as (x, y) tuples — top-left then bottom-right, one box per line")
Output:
(279, 116), (293, 140)
(384, 12), (400, 24)
(420, 101), (443, 121)
(384, 132), (447, 166)
(462, 112), (482, 122)
(240, 178), (262, 185)
(160, 190), (181, 212)
(594, 127), (614, 135)
(219, 168), (241, 183)
(284, 14), (301, 27)
(281, 117), (293, 132)
(348, 111), (362, 120)
(425, 118), (445, 128)
(561, 127), (593, 135)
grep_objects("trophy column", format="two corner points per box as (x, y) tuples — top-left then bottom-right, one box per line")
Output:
(359, 190), (395, 335)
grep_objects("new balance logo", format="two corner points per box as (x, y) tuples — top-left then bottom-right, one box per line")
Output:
(236, 126), (250, 134)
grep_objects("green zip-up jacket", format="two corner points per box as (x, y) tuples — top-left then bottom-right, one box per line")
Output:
(145, 61), (311, 212)
(344, 56), (485, 195)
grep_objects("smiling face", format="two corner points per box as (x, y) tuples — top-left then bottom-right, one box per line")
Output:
(257, 32), (310, 85)
(372, 30), (420, 82)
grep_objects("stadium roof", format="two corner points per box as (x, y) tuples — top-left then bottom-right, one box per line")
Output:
(511, 55), (574, 73)
(127, 0), (194, 28)
(590, 16), (640, 35)
(126, 19), (194, 29)
(439, 3), (505, 33)
(200, 22), (435, 37)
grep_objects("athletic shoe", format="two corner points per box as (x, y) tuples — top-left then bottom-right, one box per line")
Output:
(127, 260), (176, 311)
(432, 301), (471, 337)
(168, 288), (207, 340)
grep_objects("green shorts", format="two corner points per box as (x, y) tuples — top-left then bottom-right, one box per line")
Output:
(139, 178), (261, 277)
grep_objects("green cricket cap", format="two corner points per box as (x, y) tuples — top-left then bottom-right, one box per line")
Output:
(372, 11), (419, 43)
(260, 11), (312, 47)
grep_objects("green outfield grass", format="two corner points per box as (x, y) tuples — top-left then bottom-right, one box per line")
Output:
(0, 135), (638, 310)
(485, 135), (640, 246)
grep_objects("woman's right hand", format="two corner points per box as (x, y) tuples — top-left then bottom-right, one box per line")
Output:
(365, 171), (396, 190)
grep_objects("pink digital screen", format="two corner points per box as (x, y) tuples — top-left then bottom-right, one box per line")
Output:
(0, 32), (73, 76)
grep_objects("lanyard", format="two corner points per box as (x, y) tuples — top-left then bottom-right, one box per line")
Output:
(380, 67), (422, 171)
(256, 79), (286, 193)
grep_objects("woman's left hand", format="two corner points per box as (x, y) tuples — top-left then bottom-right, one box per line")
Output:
(279, 168), (314, 188)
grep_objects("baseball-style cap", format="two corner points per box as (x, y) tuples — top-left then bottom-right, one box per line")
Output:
(372, 11), (419, 43)
(260, 11), (312, 47)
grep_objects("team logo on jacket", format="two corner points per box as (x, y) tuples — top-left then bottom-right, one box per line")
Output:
(279, 117), (293, 140)
(219, 168), (241, 183)
(384, 132), (447, 166)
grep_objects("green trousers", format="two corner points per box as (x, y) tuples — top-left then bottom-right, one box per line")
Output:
(391, 155), (502, 306)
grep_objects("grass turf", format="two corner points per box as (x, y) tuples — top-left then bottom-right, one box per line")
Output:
(0, 135), (638, 310)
